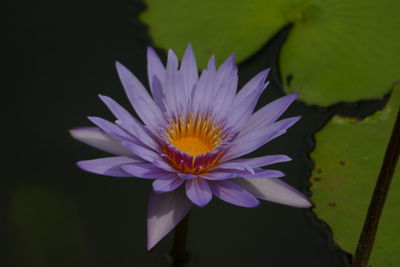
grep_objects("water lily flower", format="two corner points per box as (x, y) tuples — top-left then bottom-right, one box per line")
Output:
(70, 44), (311, 251)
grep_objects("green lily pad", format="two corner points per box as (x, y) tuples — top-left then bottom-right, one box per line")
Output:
(311, 84), (400, 266)
(140, 0), (294, 67)
(281, 0), (400, 106)
(141, 0), (400, 106)
(12, 186), (86, 267)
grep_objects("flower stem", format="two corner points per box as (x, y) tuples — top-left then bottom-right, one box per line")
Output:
(170, 214), (190, 266)
(352, 108), (400, 267)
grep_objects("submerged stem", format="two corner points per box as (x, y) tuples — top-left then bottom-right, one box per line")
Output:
(353, 108), (400, 267)
(170, 214), (190, 267)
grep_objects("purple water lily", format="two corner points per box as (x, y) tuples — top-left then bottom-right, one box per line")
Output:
(70, 44), (311, 250)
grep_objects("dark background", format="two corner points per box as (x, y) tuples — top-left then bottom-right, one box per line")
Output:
(5, 0), (384, 266)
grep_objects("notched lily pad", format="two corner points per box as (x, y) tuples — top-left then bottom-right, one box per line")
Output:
(140, 0), (295, 67)
(281, 0), (400, 105)
(311, 84), (400, 266)
(141, 0), (400, 106)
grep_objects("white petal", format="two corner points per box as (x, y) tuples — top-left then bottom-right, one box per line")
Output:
(69, 127), (132, 156)
(147, 189), (193, 250)
(234, 178), (311, 208)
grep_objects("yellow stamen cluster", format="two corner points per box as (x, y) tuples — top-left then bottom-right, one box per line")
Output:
(166, 114), (223, 157)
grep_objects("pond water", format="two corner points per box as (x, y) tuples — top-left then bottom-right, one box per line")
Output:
(4, 0), (386, 266)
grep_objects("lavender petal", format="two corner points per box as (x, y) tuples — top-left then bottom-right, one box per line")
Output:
(98, 95), (159, 150)
(153, 177), (184, 193)
(147, 189), (193, 250)
(163, 49), (187, 116)
(115, 61), (163, 131)
(216, 155), (291, 172)
(121, 163), (176, 179)
(223, 116), (301, 161)
(240, 93), (299, 137)
(122, 141), (162, 163)
(77, 156), (142, 177)
(87, 116), (138, 144)
(180, 43), (199, 97)
(199, 171), (237, 180)
(212, 63), (238, 121)
(185, 178), (212, 207)
(219, 168), (285, 179)
(177, 173), (198, 179)
(191, 56), (217, 115)
(69, 127), (132, 156)
(147, 47), (166, 94)
(209, 180), (259, 208)
(226, 69), (270, 131)
(234, 178), (312, 208)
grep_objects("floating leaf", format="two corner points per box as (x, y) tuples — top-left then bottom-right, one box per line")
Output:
(12, 186), (87, 267)
(140, 0), (294, 67)
(141, 0), (400, 105)
(281, 0), (400, 106)
(311, 84), (400, 266)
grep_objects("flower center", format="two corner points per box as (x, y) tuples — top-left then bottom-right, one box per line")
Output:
(163, 114), (226, 173)
(172, 136), (212, 156)
(166, 114), (223, 156)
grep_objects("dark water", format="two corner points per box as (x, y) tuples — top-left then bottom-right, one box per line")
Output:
(4, 0), (385, 266)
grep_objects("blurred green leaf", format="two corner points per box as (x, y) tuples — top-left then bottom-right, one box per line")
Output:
(12, 186), (87, 267)
(311, 84), (400, 266)
(140, 0), (294, 66)
(141, 0), (400, 106)
(281, 0), (400, 106)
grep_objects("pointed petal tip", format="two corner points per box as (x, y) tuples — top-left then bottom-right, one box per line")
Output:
(284, 116), (302, 128)
(293, 115), (302, 122)
(76, 160), (93, 174)
(236, 178), (312, 208)
(224, 52), (236, 65)
(289, 195), (312, 208)
(185, 179), (212, 207)
(245, 197), (260, 208)
(183, 43), (196, 62)
(196, 201), (209, 208)
(250, 199), (261, 208)
(167, 49), (176, 56)
(147, 190), (193, 252)
(69, 126), (99, 139)
(87, 116), (99, 124)
(147, 46), (156, 54)
(185, 42), (193, 51)
(274, 170), (286, 178)
(115, 60), (123, 69)
(98, 93), (107, 99)
(98, 94), (111, 104)
(76, 161), (83, 168)
(263, 68), (271, 77)
(146, 238), (157, 252)
(68, 127), (79, 137)
(207, 55), (216, 70)
(300, 199), (313, 208)
(115, 61), (131, 76)
(285, 92), (299, 102)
